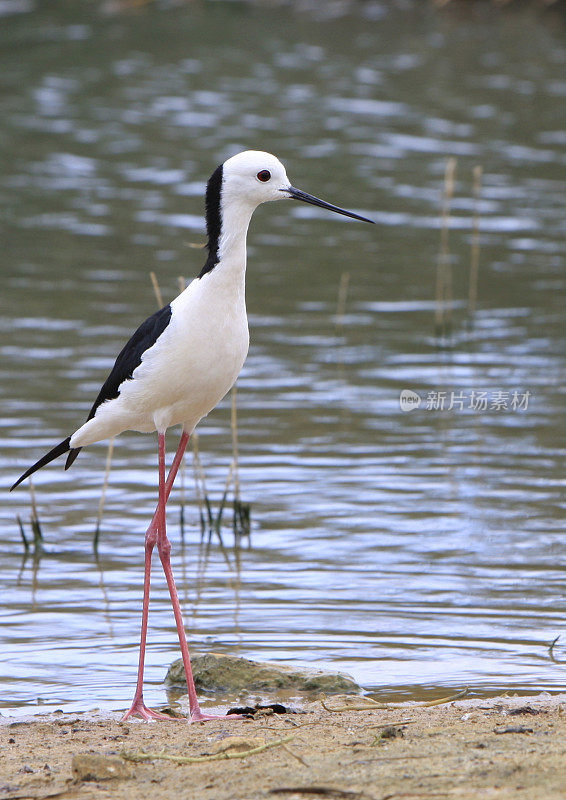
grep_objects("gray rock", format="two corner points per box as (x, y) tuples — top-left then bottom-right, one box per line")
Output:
(166, 653), (361, 695)
(71, 753), (132, 782)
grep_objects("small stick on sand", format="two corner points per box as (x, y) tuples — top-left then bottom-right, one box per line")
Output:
(121, 735), (294, 765)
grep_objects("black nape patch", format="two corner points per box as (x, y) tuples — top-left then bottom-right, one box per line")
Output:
(198, 163), (223, 278)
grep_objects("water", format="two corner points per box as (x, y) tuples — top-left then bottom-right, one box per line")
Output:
(1, 0), (565, 714)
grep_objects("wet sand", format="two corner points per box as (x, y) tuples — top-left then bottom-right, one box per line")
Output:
(1, 694), (565, 800)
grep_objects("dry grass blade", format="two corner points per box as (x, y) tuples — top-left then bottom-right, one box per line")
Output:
(321, 697), (389, 712)
(121, 734), (294, 765)
(321, 688), (468, 713)
(419, 688), (469, 707)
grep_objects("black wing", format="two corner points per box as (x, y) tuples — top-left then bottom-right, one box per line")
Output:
(11, 303), (173, 490)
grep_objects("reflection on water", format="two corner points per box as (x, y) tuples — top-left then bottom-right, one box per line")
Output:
(1, 1), (565, 713)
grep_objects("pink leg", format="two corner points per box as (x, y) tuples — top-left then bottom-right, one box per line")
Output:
(154, 433), (241, 723)
(122, 430), (190, 721)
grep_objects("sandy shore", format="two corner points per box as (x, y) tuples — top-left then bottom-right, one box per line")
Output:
(1, 694), (565, 800)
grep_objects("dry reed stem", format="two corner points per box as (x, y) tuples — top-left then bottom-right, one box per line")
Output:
(191, 433), (209, 531)
(149, 270), (163, 307)
(189, 441), (232, 567)
(16, 515), (29, 552)
(93, 437), (114, 550)
(121, 735), (294, 765)
(231, 386), (240, 502)
(335, 271), (351, 328)
(28, 479), (43, 547)
(216, 461), (234, 532)
(435, 157), (456, 339)
(468, 165), (483, 317)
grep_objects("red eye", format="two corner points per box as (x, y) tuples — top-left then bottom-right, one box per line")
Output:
(257, 170), (271, 182)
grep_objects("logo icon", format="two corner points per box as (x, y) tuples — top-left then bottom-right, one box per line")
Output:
(400, 389), (421, 412)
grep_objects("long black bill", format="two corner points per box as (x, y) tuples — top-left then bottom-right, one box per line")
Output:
(284, 186), (375, 224)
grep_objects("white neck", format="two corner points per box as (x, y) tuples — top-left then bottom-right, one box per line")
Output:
(217, 197), (255, 275)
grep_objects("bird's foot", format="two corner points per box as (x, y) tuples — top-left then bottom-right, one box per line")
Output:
(122, 698), (179, 722)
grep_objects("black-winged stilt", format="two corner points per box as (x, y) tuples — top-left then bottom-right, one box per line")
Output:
(11, 150), (374, 722)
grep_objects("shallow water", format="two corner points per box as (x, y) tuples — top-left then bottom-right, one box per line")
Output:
(1, 0), (565, 714)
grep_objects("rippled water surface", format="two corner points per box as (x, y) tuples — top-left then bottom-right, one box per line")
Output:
(1, 0), (565, 714)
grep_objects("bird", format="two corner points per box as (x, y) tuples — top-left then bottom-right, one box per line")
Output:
(11, 150), (374, 722)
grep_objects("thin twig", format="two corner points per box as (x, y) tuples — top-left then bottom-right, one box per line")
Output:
(281, 742), (310, 767)
(121, 735), (293, 765)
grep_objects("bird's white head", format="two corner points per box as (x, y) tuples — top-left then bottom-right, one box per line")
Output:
(199, 150), (374, 278)
(220, 150), (375, 223)
(221, 150), (291, 208)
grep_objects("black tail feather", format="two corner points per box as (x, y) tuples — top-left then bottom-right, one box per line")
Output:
(10, 436), (73, 491)
(65, 447), (82, 470)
